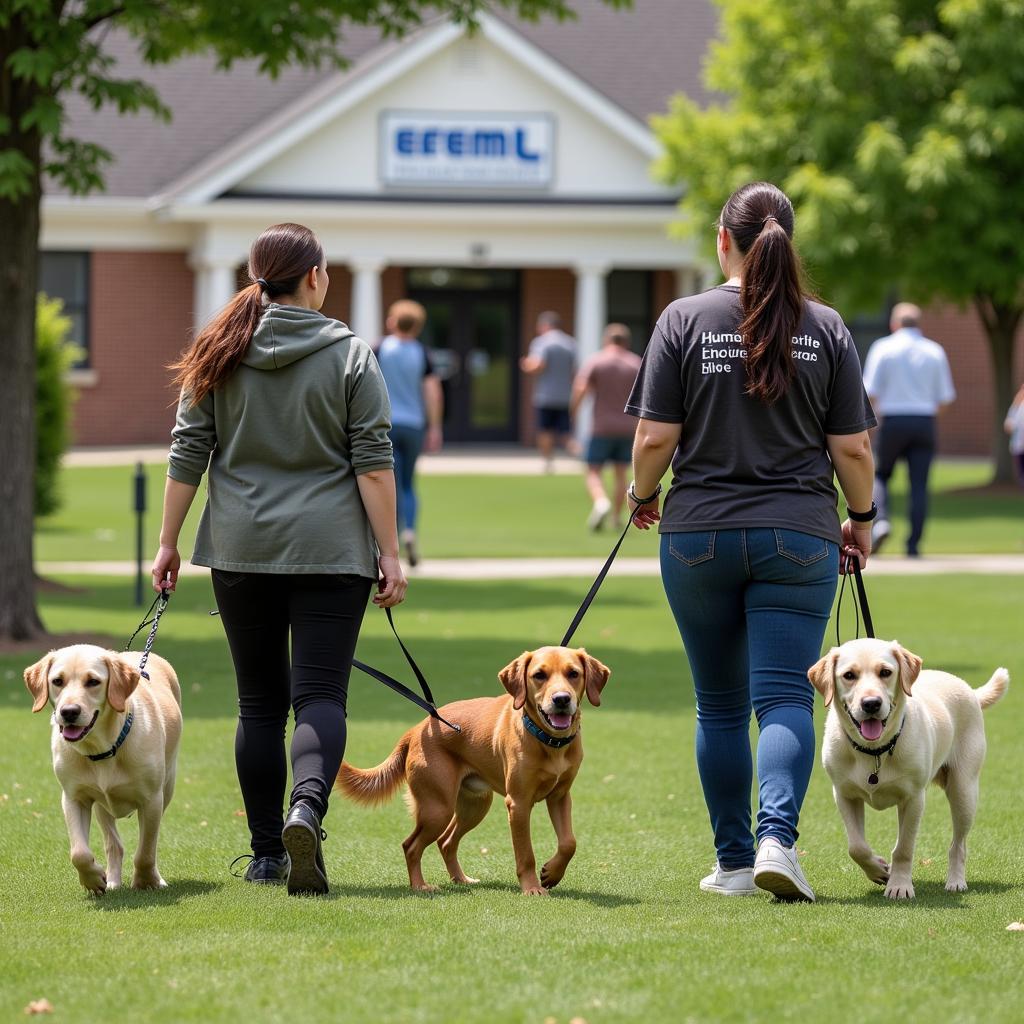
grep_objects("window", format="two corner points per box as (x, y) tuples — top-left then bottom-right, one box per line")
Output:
(605, 270), (652, 354)
(39, 252), (90, 368)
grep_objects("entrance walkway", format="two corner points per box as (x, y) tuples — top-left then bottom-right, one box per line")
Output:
(37, 554), (1024, 579)
(64, 445), (582, 475)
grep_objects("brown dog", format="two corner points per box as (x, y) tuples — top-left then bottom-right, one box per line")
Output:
(25, 645), (182, 895)
(337, 646), (609, 894)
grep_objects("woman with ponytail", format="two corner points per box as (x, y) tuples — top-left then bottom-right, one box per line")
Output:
(625, 182), (877, 902)
(151, 223), (404, 896)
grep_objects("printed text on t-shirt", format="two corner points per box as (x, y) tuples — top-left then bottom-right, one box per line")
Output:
(700, 331), (820, 374)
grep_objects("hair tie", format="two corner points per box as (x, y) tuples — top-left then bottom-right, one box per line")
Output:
(255, 278), (269, 289)
(762, 215), (778, 230)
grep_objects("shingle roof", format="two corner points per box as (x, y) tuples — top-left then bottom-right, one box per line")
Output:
(49, 0), (716, 198)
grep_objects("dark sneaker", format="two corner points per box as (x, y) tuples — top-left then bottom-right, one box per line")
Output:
(282, 801), (329, 896)
(229, 852), (290, 885)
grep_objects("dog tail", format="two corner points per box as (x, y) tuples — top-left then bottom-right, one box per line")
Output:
(976, 667), (1010, 710)
(335, 733), (411, 806)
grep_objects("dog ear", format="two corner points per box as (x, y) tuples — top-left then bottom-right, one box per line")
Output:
(807, 648), (839, 707)
(498, 652), (531, 711)
(892, 642), (923, 697)
(578, 648), (611, 707)
(23, 654), (53, 713)
(105, 654), (142, 714)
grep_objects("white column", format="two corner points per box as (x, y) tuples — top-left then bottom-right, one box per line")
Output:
(573, 262), (610, 444)
(675, 266), (703, 299)
(190, 259), (238, 330)
(350, 259), (385, 343)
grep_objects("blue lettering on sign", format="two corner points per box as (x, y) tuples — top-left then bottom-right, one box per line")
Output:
(515, 129), (540, 162)
(392, 125), (544, 162)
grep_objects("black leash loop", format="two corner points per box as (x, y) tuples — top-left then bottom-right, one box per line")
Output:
(560, 504), (642, 648)
(353, 606), (461, 732)
(124, 588), (171, 680)
(835, 554), (875, 646)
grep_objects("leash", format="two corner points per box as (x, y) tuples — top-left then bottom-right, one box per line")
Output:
(353, 606), (461, 732)
(124, 587), (171, 681)
(835, 554), (874, 646)
(560, 504), (644, 647)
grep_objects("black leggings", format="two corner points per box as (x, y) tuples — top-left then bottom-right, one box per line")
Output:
(211, 570), (373, 858)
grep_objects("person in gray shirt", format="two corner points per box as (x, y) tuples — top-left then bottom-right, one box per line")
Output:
(151, 223), (406, 897)
(520, 310), (577, 471)
(626, 182), (877, 903)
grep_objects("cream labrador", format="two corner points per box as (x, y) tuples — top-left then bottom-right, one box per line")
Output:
(809, 638), (1008, 900)
(24, 645), (182, 895)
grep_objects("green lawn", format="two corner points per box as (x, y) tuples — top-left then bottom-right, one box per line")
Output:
(35, 458), (1024, 564)
(2, 573), (1022, 1023)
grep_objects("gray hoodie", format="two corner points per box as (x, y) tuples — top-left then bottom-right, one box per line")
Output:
(168, 304), (393, 576)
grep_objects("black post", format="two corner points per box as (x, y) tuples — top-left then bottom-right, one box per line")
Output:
(134, 462), (147, 606)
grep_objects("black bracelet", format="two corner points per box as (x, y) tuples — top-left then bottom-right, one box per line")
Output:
(628, 482), (663, 505)
(847, 501), (878, 523)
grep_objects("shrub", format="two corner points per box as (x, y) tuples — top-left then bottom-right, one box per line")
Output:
(35, 295), (82, 517)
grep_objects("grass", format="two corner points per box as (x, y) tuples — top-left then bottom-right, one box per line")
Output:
(1, 573), (1022, 1023)
(34, 458), (1024, 564)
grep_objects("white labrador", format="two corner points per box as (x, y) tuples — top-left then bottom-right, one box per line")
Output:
(24, 645), (182, 894)
(808, 638), (1008, 900)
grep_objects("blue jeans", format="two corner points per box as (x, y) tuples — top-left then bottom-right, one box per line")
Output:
(660, 528), (838, 869)
(390, 425), (424, 532)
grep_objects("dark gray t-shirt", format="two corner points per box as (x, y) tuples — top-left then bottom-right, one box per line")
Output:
(625, 286), (875, 544)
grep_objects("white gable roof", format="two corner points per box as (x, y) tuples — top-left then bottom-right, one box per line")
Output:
(157, 13), (674, 208)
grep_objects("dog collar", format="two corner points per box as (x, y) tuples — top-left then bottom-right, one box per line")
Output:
(521, 712), (578, 749)
(842, 705), (905, 785)
(87, 712), (134, 762)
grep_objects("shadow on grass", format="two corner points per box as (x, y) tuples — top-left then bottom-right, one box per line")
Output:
(86, 878), (222, 910)
(321, 879), (641, 907)
(819, 877), (1015, 907)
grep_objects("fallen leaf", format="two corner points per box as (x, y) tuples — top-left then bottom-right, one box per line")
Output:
(199, 820), (208, 827)
(797, 849), (808, 858)
(1006, 922), (1024, 931)
(480, 847), (489, 855)
(24, 999), (53, 1015)
(920, 858), (933, 866)
(233, 809), (246, 817)
(602, 774), (616, 783)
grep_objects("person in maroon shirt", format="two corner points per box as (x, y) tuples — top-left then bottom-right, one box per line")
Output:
(571, 323), (643, 530)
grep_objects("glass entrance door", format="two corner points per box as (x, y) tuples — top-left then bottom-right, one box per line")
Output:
(409, 270), (520, 443)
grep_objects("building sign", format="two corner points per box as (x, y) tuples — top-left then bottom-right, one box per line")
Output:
(380, 111), (554, 188)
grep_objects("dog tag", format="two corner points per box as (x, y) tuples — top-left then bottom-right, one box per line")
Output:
(868, 772), (879, 786)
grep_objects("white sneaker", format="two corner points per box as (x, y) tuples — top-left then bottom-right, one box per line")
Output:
(699, 863), (757, 896)
(871, 518), (891, 554)
(753, 837), (815, 902)
(401, 529), (418, 568)
(586, 497), (612, 531)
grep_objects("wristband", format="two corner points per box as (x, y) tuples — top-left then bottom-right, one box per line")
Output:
(628, 482), (662, 505)
(846, 502), (877, 523)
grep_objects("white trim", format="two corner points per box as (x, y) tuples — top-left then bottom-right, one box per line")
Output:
(479, 16), (657, 159)
(154, 12), (659, 208)
(157, 22), (463, 207)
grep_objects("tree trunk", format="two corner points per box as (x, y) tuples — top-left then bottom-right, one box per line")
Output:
(0, 97), (46, 640)
(974, 296), (1021, 486)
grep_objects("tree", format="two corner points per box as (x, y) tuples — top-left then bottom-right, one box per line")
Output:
(0, 0), (626, 642)
(654, 0), (1024, 484)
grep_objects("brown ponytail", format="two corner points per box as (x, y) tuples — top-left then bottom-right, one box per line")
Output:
(172, 222), (324, 406)
(720, 182), (806, 404)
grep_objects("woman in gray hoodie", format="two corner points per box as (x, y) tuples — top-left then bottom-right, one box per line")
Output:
(151, 223), (405, 896)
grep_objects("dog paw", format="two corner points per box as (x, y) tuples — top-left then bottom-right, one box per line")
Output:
(521, 884), (549, 896)
(945, 878), (968, 893)
(79, 869), (107, 896)
(450, 875), (480, 885)
(884, 879), (915, 900)
(540, 864), (563, 889)
(863, 857), (890, 885)
(412, 883), (439, 894)
(131, 872), (167, 890)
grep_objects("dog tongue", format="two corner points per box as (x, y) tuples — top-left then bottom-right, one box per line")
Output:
(62, 725), (86, 742)
(859, 718), (884, 742)
(548, 713), (572, 731)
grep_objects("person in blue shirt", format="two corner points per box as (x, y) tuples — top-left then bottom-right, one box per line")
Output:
(375, 299), (443, 566)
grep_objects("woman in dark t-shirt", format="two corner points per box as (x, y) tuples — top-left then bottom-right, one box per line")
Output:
(625, 182), (876, 902)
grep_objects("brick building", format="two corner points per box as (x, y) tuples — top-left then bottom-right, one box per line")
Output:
(40, 0), (1021, 452)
